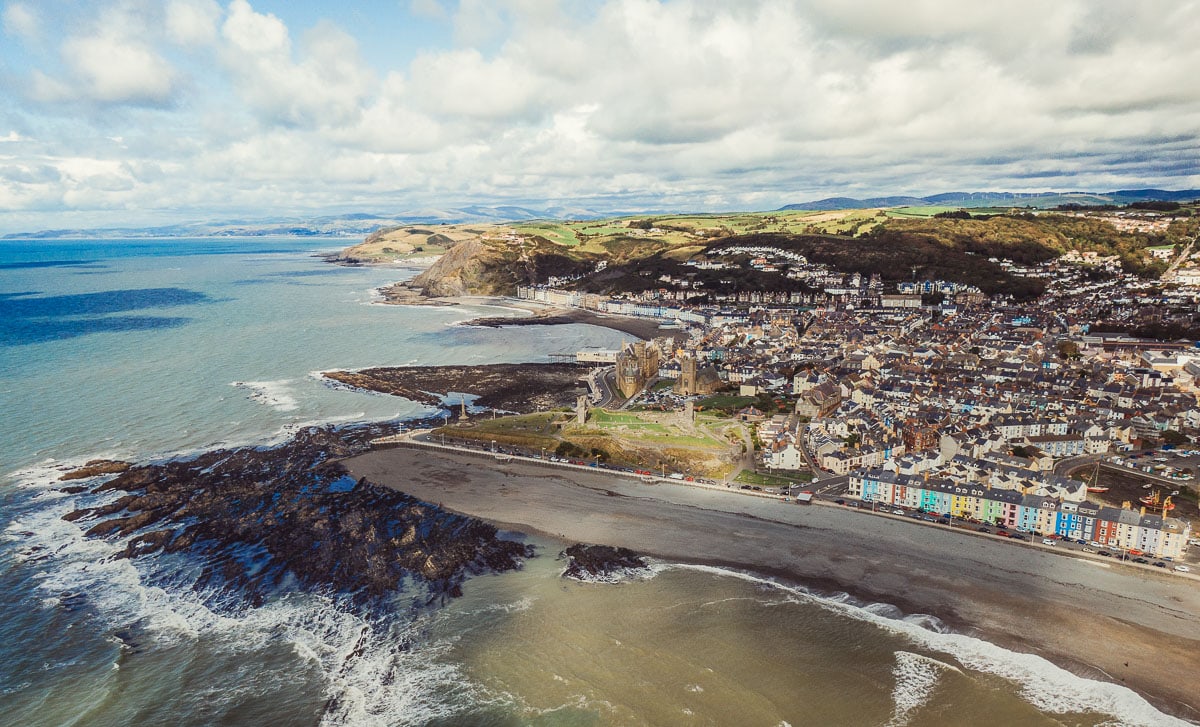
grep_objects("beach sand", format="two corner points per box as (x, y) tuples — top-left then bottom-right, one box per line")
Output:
(374, 286), (685, 342)
(344, 445), (1200, 721)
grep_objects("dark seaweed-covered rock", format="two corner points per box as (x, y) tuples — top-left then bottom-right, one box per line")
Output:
(561, 543), (648, 582)
(59, 459), (132, 481)
(63, 422), (534, 607)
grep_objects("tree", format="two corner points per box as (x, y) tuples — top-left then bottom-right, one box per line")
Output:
(1162, 429), (1189, 446)
(1057, 340), (1081, 360)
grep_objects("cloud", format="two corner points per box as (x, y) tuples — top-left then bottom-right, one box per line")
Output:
(410, 0), (447, 21)
(3, 0), (1200, 234)
(58, 33), (177, 104)
(1, 2), (37, 39)
(166, 0), (222, 46)
(219, 0), (374, 127)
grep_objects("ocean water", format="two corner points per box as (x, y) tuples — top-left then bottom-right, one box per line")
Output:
(0, 239), (1189, 726)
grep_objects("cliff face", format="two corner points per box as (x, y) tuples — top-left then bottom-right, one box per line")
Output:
(408, 235), (597, 297)
(409, 237), (499, 296)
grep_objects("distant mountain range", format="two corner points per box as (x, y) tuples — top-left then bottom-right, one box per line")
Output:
(1, 205), (612, 240)
(778, 189), (1200, 211)
(7, 189), (1199, 239)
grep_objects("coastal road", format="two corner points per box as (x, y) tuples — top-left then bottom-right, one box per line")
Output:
(345, 446), (1200, 720)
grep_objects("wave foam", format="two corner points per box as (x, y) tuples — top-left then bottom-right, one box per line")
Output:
(662, 563), (1190, 727)
(887, 651), (957, 726)
(2, 470), (483, 727)
(232, 380), (299, 412)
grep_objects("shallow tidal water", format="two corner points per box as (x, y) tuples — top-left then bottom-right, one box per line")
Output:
(0, 239), (1188, 726)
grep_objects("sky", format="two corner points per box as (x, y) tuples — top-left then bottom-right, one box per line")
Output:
(1, 0), (1199, 233)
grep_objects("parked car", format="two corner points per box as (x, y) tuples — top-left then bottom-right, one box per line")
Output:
(834, 499), (845, 505)
(1042, 539), (1056, 546)
(1098, 551), (1113, 557)
(891, 509), (904, 515)
(1174, 565), (1191, 572)
(977, 527), (991, 533)
(1132, 557), (1149, 564)
(1153, 561), (1167, 568)
(1082, 548), (1096, 553)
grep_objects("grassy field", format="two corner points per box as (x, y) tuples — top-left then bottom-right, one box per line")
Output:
(884, 206), (961, 218)
(588, 409), (724, 448)
(695, 394), (757, 412)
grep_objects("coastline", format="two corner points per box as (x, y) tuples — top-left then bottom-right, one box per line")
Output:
(373, 280), (685, 342)
(344, 445), (1200, 721)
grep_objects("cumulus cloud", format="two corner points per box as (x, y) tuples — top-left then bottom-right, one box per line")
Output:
(2, 0), (1200, 233)
(219, 0), (374, 127)
(58, 33), (177, 104)
(166, 0), (222, 46)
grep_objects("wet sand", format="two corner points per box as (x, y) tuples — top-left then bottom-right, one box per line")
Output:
(344, 445), (1200, 721)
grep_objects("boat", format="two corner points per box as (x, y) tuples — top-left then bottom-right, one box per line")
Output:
(1086, 486), (1109, 493)
(1138, 490), (1176, 512)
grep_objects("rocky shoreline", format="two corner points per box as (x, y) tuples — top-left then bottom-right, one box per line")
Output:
(60, 423), (534, 608)
(324, 362), (590, 413)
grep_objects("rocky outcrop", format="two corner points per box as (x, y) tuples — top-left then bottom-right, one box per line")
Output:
(561, 543), (649, 581)
(324, 362), (588, 413)
(59, 459), (132, 480)
(62, 424), (533, 606)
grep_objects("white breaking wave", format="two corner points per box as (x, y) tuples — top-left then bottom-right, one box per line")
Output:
(887, 651), (959, 726)
(663, 563), (1191, 727)
(2, 468), (486, 727)
(232, 380), (299, 412)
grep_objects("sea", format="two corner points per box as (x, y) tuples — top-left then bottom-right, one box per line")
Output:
(0, 238), (1189, 727)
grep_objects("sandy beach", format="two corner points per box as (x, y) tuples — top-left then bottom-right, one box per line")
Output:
(344, 445), (1200, 720)
(374, 284), (685, 342)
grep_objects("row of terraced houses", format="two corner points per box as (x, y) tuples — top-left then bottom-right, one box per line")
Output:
(849, 469), (1192, 558)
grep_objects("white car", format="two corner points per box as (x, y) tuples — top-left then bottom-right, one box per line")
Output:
(1082, 547), (1096, 553)
(1175, 565), (1191, 573)
(1042, 539), (1056, 546)
(891, 509), (904, 515)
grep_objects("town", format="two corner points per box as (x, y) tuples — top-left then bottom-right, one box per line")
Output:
(496, 224), (1200, 565)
